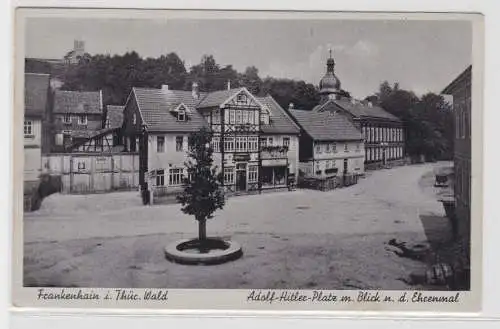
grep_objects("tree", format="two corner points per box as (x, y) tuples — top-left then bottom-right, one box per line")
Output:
(177, 128), (226, 242)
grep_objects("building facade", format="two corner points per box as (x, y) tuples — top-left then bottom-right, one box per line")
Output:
(122, 83), (300, 198)
(24, 73), (51, 194)
(52, 90), (104, 150)
(289, 109), (365, 179)
(442, 65), (471, 246)
(312, 52), (404, 169)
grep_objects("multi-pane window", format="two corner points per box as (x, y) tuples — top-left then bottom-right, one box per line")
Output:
(224, 167), (235, 184)
(268, 137), (273, 145)
(260, 112), (270, 125)
(260, 137), (267, 147)
(315, 144), (321, 154)
(211, 137), (220, 152)
(157, 136), (165, 153)
(213, 110), (220, 124)
(283, 137), (290, 148)
(224, 137), (235, 151)
(178, 109), (186, 122)
(176, 136), (184, 151)
(344, 143), (349, 152)
(248, 165), (258, 183)
(333, 143), (337, 153)
(248, 137), (258, 151)
(78, 115), (87, 125)
(24, 120), (33, 137)
(77, 161), (86, 170)
(254, 111), (259, 125)
(326, 143), (331, 153)
(132, 113), (136, 125)
(236, 110), (242, 124)
(235, 137), (247, 152)
(230, 110), (236, 124)
(169, 168), (183, 186)
(64, 114), (71, 123)
(156, 169), (165, 186)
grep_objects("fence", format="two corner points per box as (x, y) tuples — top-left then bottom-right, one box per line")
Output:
(298, 174), (359, 192)
(41, 152), (140, 194)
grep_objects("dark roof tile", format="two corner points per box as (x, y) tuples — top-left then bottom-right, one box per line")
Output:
(289, 109), (362, 141)
(256, 95), (300, 134)
(25, 73), (50, 118)
(54, 90), (102, 114)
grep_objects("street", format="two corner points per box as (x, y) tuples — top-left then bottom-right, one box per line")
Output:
(24, 163), (452, 289)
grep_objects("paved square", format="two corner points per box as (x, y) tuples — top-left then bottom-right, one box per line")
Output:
(24, 163), (451, 289)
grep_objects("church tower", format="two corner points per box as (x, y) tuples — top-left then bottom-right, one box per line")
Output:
(318, 49), (342, 104)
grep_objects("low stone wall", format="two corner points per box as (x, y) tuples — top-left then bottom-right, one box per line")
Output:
(298, 174), (359, 191)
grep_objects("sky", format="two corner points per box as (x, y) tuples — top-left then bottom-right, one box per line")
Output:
(25, 17), (472, 99)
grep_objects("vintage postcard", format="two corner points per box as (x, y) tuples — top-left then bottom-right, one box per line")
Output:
(12, 7), (484, 314)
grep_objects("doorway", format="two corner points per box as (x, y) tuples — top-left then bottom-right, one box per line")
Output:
(343, 159), (348, 174)
(236, 163), (247, 191)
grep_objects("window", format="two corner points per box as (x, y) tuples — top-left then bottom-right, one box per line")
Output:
(77, 161), (86, 170)
(178, 109), (186, 122)
(224, 109), (230, 124)
(235, 137), (247, 152)
(260, 138), (267, 147)
(248, 165), (258, 183)
(213, 110), (220, 124)
(248, 137), (258, 151)
(356, 143), (360, 152)
(224, 137), (234, 151)
(260, 112), (269, 125)
(315, 143), (321, 154)
(344, 143), (349, 152)
(230, 110), (235, 124)
(132, 113), (137, 125)
(254, 111), (259, 125)
(64, 114), (71, 123)
(211, 137), (220, 152)
(105, 118), (110, 128)
(332, 143), (337, 153)
(242, 111), (249, 124)
(283, 137), (290, 148)
(235, 110), (242, 124)
(224, 167), (235, 184)
(326, 143), (331, 153)
(78, 115), (87, 125)
(237, 93), (247, 103)
(168, 168), (183, 186)
(268, 137), (273, 145)
(24, 120), (33, 137)
(326, 160), (331, 169)
(157, 136), (165, 153)
(156, 169), (165, 186)
(176, 136), (184, 151)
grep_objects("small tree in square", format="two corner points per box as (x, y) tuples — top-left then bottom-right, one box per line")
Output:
(177, 127), (225, 243)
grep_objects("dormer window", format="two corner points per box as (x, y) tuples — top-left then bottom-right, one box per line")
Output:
(178, 109), (186, 122)
(260, 110), (270, 125)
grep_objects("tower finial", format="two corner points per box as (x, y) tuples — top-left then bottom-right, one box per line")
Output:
(329, 48), (332, 59)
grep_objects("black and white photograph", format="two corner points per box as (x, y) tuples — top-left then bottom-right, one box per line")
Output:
(13, 8), (483, 311)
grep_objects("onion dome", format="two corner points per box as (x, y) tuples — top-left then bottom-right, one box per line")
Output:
(319, 50), (341, 95)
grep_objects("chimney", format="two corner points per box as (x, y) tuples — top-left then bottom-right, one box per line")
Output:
(288, 103), (294, 110)
(227, 80), (231, 90)
(161, 84), (169, 92)
(192, 82), (200, 99)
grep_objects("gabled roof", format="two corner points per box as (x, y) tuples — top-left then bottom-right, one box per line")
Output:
(106, 105), (125, 129)
(313, 98), (401, 122)
(54, 90), (102, 114)
(196, 88), (243, 108)
(133, 87), (208, 133)
(442, 65), (472, 94)
(163, 89), (207, 111)
(256, 95), (300, 135)
(25, 73), (50, 118)
(289, 109), (363, 141)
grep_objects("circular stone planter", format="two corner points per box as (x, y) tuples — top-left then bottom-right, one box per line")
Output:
(164, 238), (243, 265)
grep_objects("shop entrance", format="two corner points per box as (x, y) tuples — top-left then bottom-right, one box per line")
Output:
(236, 163), (247, 191)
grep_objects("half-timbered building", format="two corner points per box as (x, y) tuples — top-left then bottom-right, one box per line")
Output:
(122, 82), (300, 198)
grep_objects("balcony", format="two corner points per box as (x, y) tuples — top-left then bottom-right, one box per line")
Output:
(260, 145), (288, 159)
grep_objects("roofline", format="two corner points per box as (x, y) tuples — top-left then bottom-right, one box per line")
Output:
(265, 95), (302, 132)
(442, 65), (472, 94)
(130, 87), (147, 127)
(219, 87), (266, 110)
